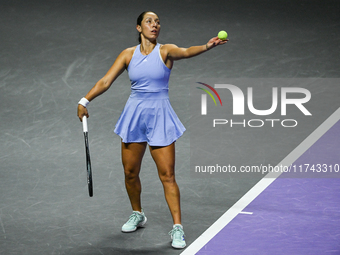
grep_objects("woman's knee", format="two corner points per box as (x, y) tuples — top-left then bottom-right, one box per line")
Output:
(123, 164), (140, 180)
(159, 169), (176, 184)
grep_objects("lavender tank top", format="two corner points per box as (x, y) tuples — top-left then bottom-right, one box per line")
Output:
(127, 43), (171, 92)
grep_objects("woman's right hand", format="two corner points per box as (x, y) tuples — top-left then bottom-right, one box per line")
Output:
(77, 104), (89, 122)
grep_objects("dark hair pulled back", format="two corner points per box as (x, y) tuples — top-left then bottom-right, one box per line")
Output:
(137, 11), (155, 43)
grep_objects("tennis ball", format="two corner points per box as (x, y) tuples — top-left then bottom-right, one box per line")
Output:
(218, 30), (228, 40)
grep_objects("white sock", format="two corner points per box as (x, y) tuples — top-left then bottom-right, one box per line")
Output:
(173, 224), (183, 229)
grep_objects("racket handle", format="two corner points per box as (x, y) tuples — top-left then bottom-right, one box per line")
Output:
(82, 115), (88, 133)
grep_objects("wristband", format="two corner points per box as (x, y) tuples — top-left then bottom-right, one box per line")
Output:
(78, 97), (90, 107)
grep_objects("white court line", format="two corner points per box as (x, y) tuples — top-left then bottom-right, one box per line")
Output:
(181, 107), (340, 255)
(239, 211), (253, 215)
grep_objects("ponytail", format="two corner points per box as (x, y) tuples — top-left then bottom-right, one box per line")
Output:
(137, 11), (148, 44)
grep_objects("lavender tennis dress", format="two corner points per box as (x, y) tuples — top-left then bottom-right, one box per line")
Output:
(114, 43), (186, 146)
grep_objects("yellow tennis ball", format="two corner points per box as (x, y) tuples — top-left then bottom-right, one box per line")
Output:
(218, 30), (228, 40)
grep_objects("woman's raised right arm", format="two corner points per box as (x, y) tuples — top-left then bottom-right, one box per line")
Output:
(77, 48), (133, 121)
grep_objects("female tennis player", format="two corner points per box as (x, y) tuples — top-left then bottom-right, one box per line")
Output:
(77, 11), (228, 249)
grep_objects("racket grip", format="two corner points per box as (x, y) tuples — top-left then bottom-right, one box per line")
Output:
(82, 115), (88, 133)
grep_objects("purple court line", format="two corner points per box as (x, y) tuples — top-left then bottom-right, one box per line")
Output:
(181, 107), (340, 255)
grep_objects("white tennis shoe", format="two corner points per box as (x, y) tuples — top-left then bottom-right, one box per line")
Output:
(121, 210), (147, 232)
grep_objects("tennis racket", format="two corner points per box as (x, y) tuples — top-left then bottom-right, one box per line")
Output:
(82, 115), (93, 197)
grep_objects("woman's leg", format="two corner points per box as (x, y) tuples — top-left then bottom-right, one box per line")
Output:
(149, 142), (181, 224)
(121, 141), (147, 212)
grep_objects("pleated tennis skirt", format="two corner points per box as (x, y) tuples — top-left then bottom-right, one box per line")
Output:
(114, 90), (186, 146)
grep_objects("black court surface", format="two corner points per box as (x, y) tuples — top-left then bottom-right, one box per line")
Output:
(1, 0), (339, 254)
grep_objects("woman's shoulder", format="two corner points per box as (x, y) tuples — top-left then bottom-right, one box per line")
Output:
(159, 44), (179, 55)
(121, 45), (138, 56)
(160, 44), (178, 50)
(118, 46), (139, 68)
(117, 46), (138, 66)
